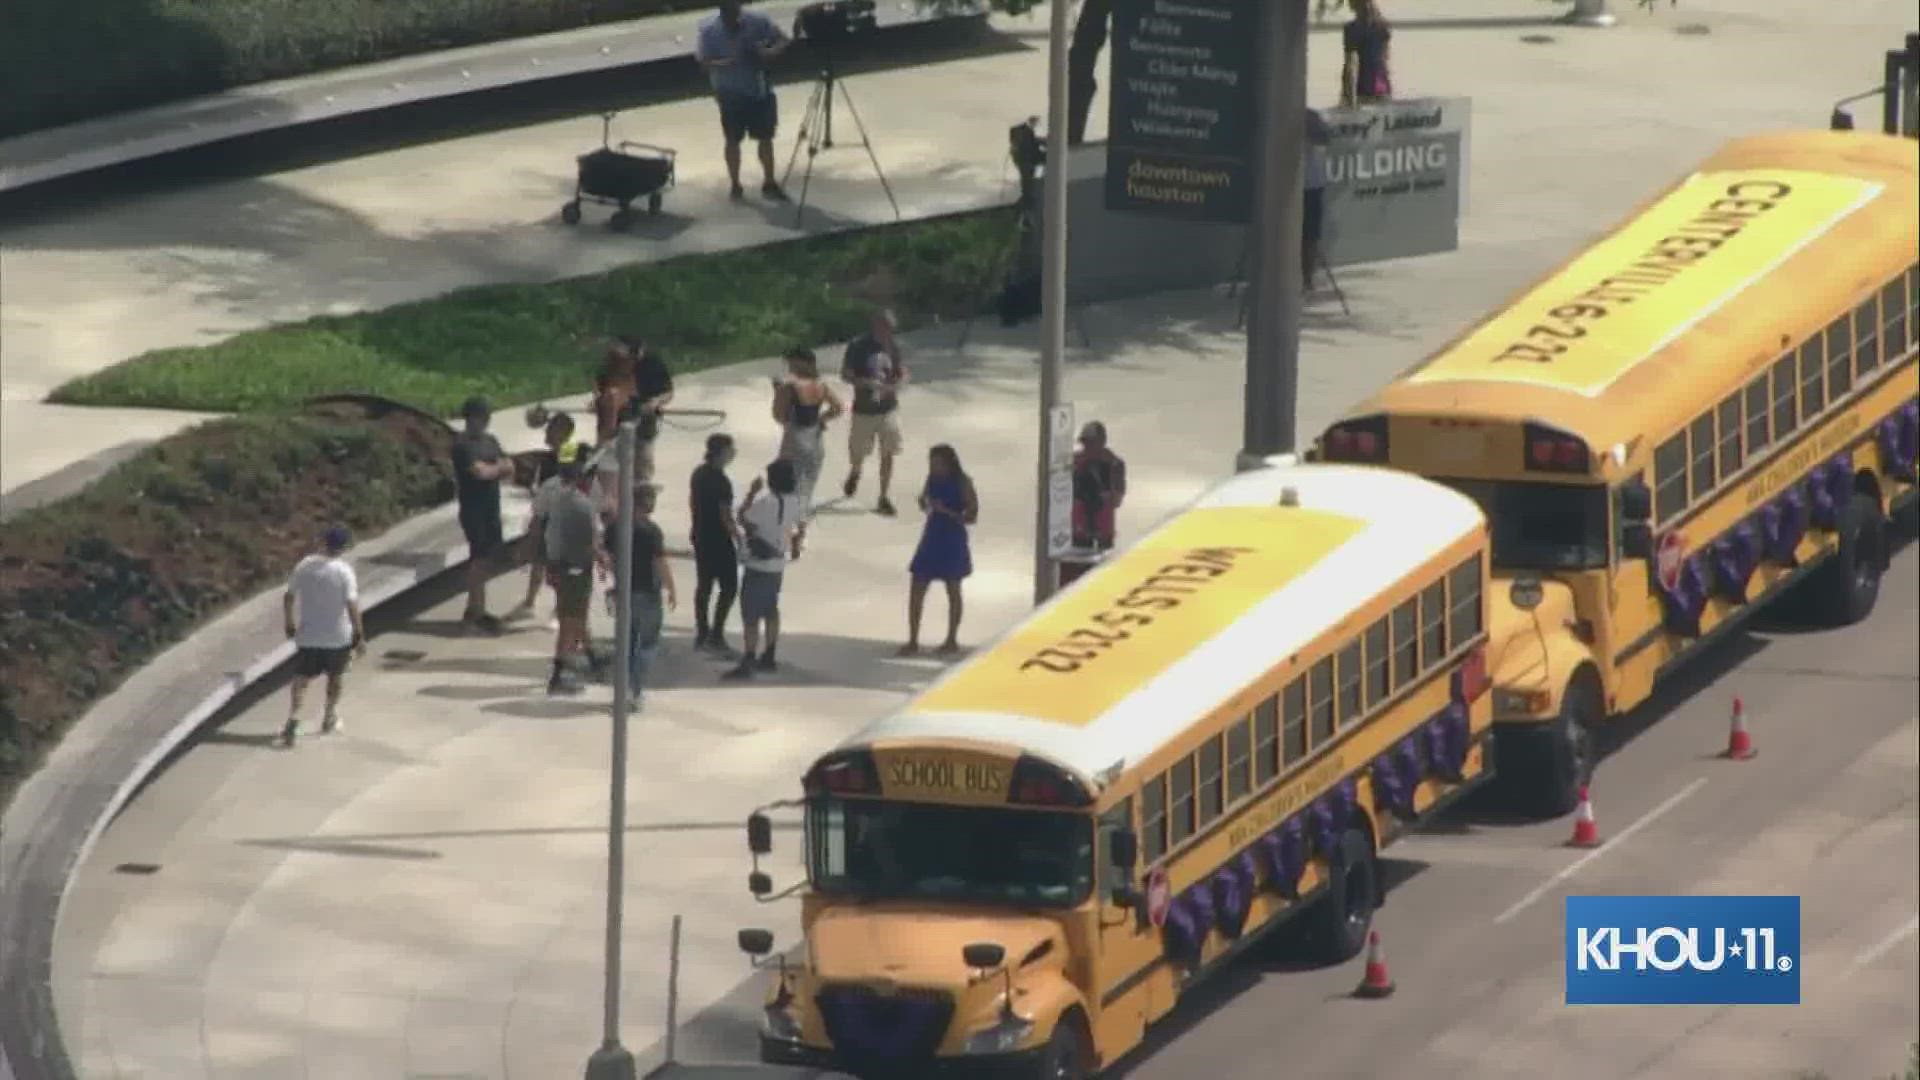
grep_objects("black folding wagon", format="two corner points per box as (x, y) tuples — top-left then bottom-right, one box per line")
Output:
(561, 111), (676, 231)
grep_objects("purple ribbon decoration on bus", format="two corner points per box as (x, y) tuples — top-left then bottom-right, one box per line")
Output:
(1369, 755), (1404, 820)
(1807, 456), (1853, 530)
(1759, 487), (1809, 566)
(1259, 817), (1306, 899)
(1878, 401), (1919, 477)
(1712, 522), (1761, 603)
(1659, 552), (1710, 636)
(1424, 702), (1470, 782)
(1308, 795), (1340, 859)
(1210, 852), (1258, 939)
(1391, 735), (1424, 819)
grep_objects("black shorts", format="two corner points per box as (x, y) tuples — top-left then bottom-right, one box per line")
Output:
(294, 645), (352, 678)
(460, 505), (505, 560)
(694, 539), (738, 577)
(717, 92), (778, 143)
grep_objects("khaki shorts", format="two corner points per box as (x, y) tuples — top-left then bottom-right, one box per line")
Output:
(848, 411), (903, 463)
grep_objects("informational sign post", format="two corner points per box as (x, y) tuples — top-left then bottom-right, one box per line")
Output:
(1047, 403), (1077, 558)
(1104, 0), (1258, 223)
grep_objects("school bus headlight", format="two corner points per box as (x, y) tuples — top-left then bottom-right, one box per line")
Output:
(761, 1003), (802, 1042)
(1494, 688), (1552, 715)
(962, 1014), (1034, 1054)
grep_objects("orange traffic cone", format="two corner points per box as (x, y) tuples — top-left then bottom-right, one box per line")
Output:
(1567, 786), (1602, 848)
(1723, 696), (1756, 760)
(1353, 930), (1396, 998)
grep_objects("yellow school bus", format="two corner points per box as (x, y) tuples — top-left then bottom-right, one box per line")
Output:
(736, 458), (1494, 1079)
(1311, 130), (1919, 816)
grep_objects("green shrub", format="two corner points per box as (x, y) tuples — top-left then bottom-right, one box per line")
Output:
(52, 207), (1015, 415)
(0, 0), (707, 138)
(0, 406), (453, 811)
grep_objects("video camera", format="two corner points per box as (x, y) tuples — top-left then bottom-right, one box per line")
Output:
(793, 0), (878, 46)
(1008, 116), (1045, 180)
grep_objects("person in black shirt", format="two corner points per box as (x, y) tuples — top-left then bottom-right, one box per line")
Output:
(451, 396), (513, 633)
(689, 433), (742, 653)
(626, 483), (678, 708)
(631, 342), (676, 484)
(1341, 0), (1393, 106)
(840, 310), (908, 516)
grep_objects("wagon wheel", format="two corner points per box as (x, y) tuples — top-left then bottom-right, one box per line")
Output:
(647, 192), (663, 215)
(609, 206), (635, 232)
(561, 200), (582, 225)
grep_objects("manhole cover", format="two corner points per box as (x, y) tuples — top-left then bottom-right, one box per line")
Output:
(113, 863), (160, 875)
(384, 649), (428, 662)
(1519, 33), (1556, 44)
(1676, 22), (1711, 35)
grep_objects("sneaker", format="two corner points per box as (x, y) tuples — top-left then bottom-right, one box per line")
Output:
(730, 183), (746, 202)
(876, 496), (897, 517)
(320, 714), (342, 735)
(843, 473), (859, 498)
(548, 674), (584, 696)
(722, 662), (755, 681)
(505, 600), (535, 622)
(756, 651), (778, 672)
(463, 612), (503, 636)
(278, 723), (298, 749)
(761, 181), (790, 203)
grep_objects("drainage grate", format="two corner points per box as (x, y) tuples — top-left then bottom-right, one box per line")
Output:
(384, 649), (427, 663)
(113, 863), (160, 875)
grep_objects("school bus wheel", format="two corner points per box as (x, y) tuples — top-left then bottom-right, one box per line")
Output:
(1033, 1008), (1092, 1080)
(1298, 826), (1380, 965)
(1804, 492), (1888, 627)
(1498, 667), (1602, 819)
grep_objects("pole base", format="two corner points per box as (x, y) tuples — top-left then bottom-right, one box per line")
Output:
(585, 1044), (639, 1080)
(1235, 449), (1299, 473)
(1560, 9), (1618, 27)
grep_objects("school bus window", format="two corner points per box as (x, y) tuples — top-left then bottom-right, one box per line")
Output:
(1390, 599), (1418, 690)
(1854, 297), (1880, 377)
(1448, 556), (1483, 642)
(1198, 736), (1223, 826)
(1100, 799), (1133, 894)
(1770, 354), (1798, 442)
(1336, 641), (1363, 727)
(1364, 618), (1390, 708)
(1825, 315), (1853, 398)
(1688, 413), (1717, 502)
(1255, 695), (1281, 782)
(1419, 581), (1447, 667)
(1309, 657), (1336, 745)
(1797, 338), (1825, 417)
(1168, 757), (1195, 846)
(1743, 375), (1771, 456)
(1281, 677), (1307, 765)
(1141, 774), (1167, 864)
(1715, 395), (1743, 477)
(1882, 279), (1907, 355)
(1654, 433), (1688, 523)
(1226, 717), (1252, 804)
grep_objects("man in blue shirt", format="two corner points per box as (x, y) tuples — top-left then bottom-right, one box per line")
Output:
(695, 0), (793, 202)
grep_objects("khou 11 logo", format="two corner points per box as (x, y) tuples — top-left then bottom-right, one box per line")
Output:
(1564, 895), (1801, 1005)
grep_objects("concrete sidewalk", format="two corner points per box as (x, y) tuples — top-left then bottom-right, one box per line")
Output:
(34, 0), (1920, 1076)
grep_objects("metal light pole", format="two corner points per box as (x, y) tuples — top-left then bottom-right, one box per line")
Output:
(1034, 0), (1074, 605)
(1238, 0), (1308, 470)
(1564, 0), (1616, 28)
(585, 422), (637, 1080)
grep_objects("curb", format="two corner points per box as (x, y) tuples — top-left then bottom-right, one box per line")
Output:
(0, 495), (531, 1080)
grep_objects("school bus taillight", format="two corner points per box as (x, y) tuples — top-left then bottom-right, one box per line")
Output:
(1321, 416), (1390, 463)
(805, 751), (879, 796)
(1453, 645), (1490, 703)
(1007, 755), (1095, 808)
(1522, 421), (1591, 474)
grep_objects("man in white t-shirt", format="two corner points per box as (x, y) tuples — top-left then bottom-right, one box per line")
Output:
(280, 526), (366, 747)
(724, 459), (803, 680)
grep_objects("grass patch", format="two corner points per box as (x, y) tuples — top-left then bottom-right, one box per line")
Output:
(0, 402), (453, 812)
(51, 208), (1015, 416)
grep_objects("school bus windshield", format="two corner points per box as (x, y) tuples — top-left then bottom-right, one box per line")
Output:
(807, 798), (1095, 908)
(1435, 478), (1610, 572)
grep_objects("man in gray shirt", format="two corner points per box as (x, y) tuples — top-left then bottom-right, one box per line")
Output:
(695, 0), (792, 202)
(543, 460), (607, 695)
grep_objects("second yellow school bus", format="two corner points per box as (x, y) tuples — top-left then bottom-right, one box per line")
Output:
(1312, 130), (1918, 815)
(736, 458), (1493, 1079)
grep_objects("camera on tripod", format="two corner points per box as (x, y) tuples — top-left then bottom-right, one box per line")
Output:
(1008, 117), (1046, 182)
(793, 0), (878, 47)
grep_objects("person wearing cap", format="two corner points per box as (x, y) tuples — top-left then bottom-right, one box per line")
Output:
(280, 526), (365, 747)
(511, 412), (580, 624)
(544, 457), (610, 695)
(453, 396), (513, 633)
(1071, 420), (1126, 548)
(840, 308), (908, 516)
(625, 481), (678, 708)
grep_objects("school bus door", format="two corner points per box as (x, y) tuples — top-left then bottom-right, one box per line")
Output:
(1094, 799), (1163, 1051)
(1607, 473), (1665, 711)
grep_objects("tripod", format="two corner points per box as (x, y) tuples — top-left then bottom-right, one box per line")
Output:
(781, 64), (900, 227)
(1228, 237), (1350, 328)
(956, 171), (1092, 351)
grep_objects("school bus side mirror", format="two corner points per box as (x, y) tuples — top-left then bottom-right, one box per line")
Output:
(1618, 480), (1653, 524)
(1108, 828), (1138, 874)
(1509, 575), (1544, 612)
(739, 928), (775, 957)
(962, 942), (1007, 971)
(1621, 524), (1654, 561)
(747, 812), (774, 855)
(749, 872), (773, 897)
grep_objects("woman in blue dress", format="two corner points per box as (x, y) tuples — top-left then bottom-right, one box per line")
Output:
(902, 444), (977, 656)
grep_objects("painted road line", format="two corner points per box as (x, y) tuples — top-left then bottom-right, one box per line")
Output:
(1846, 913), (1920, 974)
(1493, 777), (1709, 925)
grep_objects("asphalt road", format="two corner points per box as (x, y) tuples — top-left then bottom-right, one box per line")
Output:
(1113, 533), (1920, 1080)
